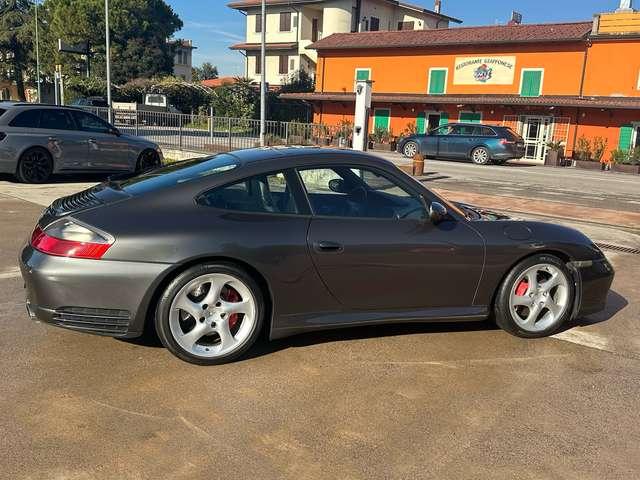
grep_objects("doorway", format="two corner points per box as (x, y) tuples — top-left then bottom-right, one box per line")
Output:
(522, 116), (552, 162)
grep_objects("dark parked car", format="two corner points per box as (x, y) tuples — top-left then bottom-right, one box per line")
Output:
(21, 148), (613, 364)
(71, 96), (109, 108)
(398, 123), (525, 165)
(0, 102), (163, 183)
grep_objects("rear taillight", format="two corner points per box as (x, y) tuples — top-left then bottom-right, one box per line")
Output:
(31, 220), (113, 260)
(500, 138), (516, 145)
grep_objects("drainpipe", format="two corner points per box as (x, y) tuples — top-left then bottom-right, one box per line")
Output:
(354, 0), (362, 33)
(578, 39), (591, 98)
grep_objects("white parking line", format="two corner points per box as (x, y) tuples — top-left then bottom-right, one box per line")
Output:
(553, 329), (611, 353)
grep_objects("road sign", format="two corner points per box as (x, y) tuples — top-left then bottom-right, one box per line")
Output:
(58, 39), (90, 55)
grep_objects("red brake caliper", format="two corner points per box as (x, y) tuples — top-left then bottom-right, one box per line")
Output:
(515, 279), (529, 296)
(224, 287), (241, 330)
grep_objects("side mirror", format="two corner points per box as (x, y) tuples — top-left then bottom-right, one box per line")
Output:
(429, 201), (448, 225)
(328, 178), (348, 194)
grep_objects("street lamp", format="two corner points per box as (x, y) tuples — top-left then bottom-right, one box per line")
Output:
(34, 0), (41, 103)
(105, 0), (112, 122)
(260, 0), (266, 147)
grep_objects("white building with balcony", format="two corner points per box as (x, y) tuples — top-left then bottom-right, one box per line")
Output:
(228, 0), (461, 86)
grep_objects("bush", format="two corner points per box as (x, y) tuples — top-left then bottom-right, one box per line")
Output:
(211, 77), (258, 118)
(574, 136), (593, 161)
(370, 126), (393, 143)
(592, 136), (608, 163)
(115, 77), (213, 113)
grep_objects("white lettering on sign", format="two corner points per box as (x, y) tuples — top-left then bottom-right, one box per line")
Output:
(454, 56), (517, 85)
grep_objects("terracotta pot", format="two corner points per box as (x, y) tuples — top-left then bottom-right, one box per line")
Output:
(574, 159), (603, 171)
(412, 154), (425, 176)
(612, 163), (640, 174)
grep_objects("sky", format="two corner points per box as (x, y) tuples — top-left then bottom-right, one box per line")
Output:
(168, 0), (625, 76)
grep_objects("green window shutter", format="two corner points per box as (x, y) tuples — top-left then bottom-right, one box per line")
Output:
(416, 112), (426, 134)
(619, 124), (634, 151)
(356, 69), (370, 81)
(521, 70), (542, 97)
(374, 109), (390, 131)
(439, 112), (449, 126)
(429, 69), (446, 95)
(460, 112), (481, 123)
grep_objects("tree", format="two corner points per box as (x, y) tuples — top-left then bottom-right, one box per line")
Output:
(38, 0), (182, 85)
(192, 61), (218, 82)
(0, 0), (34, 100)
(211, 77), (258, 118)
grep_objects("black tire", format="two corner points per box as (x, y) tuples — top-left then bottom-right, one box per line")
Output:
(493, 254), (575, 338)
(155, 263), (265, 365)
(136, 149), (160, 173)
(402, 141), (419, 158)
(16, 147), (53, 184)
(471, 146), (491, 165)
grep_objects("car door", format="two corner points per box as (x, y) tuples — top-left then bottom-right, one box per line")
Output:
(448, 124), (477, 158)
(430, 125), (456, 158)
(298, 165), (485, 311)
(71, 110), (133, 171)
(36, 109), (89, 170)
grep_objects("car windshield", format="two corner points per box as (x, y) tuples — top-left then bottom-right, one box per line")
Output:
(112, 154), (238, 195)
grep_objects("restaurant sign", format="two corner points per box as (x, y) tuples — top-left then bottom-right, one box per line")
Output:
(453, 56), (516, 85)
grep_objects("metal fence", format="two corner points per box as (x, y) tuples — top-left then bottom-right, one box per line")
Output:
(86, 107), (350, 154)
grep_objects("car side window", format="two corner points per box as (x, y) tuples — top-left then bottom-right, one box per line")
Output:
(298, 166), (425, 220)
(432, 125), (453, 136)
(71, 111), (112, 134)
(474, 126), (495, 136)
(9, 109), (41, 128)
(452, 125), (475, 136)
(39, 109), (75, 130)
(198, 171), (298, 215)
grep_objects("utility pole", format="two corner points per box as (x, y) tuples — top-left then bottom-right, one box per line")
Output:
(34, 0), (41, 103)
(105, 0), (113, 122)
(259, 0), (266, 146)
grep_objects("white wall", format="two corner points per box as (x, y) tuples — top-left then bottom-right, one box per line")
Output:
(246, 5), (299, 44)
(246, 51), (303, 86)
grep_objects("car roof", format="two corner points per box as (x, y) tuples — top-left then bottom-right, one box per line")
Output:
(224, 146), (394, 168)
(447, 122), (500, 128)
(0, 101), (83, 110)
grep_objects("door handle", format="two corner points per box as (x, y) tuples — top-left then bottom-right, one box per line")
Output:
(48, 137), (57, 142)
(88, 138), (97, 144)
(313, 241), (344, 253)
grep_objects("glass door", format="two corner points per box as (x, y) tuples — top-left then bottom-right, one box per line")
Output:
(523, 116), (551, 162)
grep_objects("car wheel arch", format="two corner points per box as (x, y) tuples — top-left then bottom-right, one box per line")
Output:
(468, 144), (491, 159)
(137, 255), (274, 339)
(16, 145), (54, 173)
(487, 248), (576, 312)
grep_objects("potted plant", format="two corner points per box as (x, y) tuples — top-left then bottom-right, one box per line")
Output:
(592, 136), (609, 169)
(612, 147), (640, 174)
(333, 119), (353, 148)
(369, 126), (396, 151)
(573, 136), (602, 170)
(545, 140), (565, 167)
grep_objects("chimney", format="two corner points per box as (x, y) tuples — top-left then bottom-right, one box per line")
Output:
(434, 0), (441, 14)
(616, 0), (634, 12)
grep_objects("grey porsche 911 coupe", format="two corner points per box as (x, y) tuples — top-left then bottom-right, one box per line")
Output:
(20, 148), (614, 364)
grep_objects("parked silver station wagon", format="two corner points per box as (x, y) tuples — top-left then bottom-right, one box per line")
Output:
(0, 102), (163, 183)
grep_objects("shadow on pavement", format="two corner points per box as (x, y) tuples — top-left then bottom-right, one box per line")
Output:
(0, 173), (109, 185)
(559, 289), (628, 332)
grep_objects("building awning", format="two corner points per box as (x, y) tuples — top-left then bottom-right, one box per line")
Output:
(279, 92), (640, 110)
(230, 42), (298, 51)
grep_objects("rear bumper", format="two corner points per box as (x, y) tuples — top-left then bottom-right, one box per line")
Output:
(572, 257), (615, 318)
(20, 245), (172, 338)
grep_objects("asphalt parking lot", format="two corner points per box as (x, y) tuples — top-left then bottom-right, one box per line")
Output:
(1, 170), (640, 479)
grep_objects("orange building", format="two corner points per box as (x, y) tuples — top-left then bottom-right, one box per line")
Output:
(282, 11), (640, 163)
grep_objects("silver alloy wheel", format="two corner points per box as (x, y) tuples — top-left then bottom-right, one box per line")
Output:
(403, 142), (418, 158)
(509, 263), (570, 333)
(472, 147), (489, 164)
(169, 273), (257, 358)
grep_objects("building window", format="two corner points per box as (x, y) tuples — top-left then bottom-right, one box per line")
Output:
(255, 55), (261, 75)
(280, 12), (292, 31)
(428, 68), (448, 95)
(279, 55), (289, 74)
(290, 58), (295, 71)
(397, 21), (415, 30)
(255, 13), (262, 33)
(520, 69), (544, 97)
(370, 17), (380, 31)
(355, 68), (371, 81)
(459, 111), (482, 123)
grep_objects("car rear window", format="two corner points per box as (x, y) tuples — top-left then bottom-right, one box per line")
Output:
(113, 154), (238, 195)
(0, 108), (6, 117)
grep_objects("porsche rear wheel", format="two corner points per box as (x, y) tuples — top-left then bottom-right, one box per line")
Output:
(155, 263), (265, 365)
(494, 254), (575, 338)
